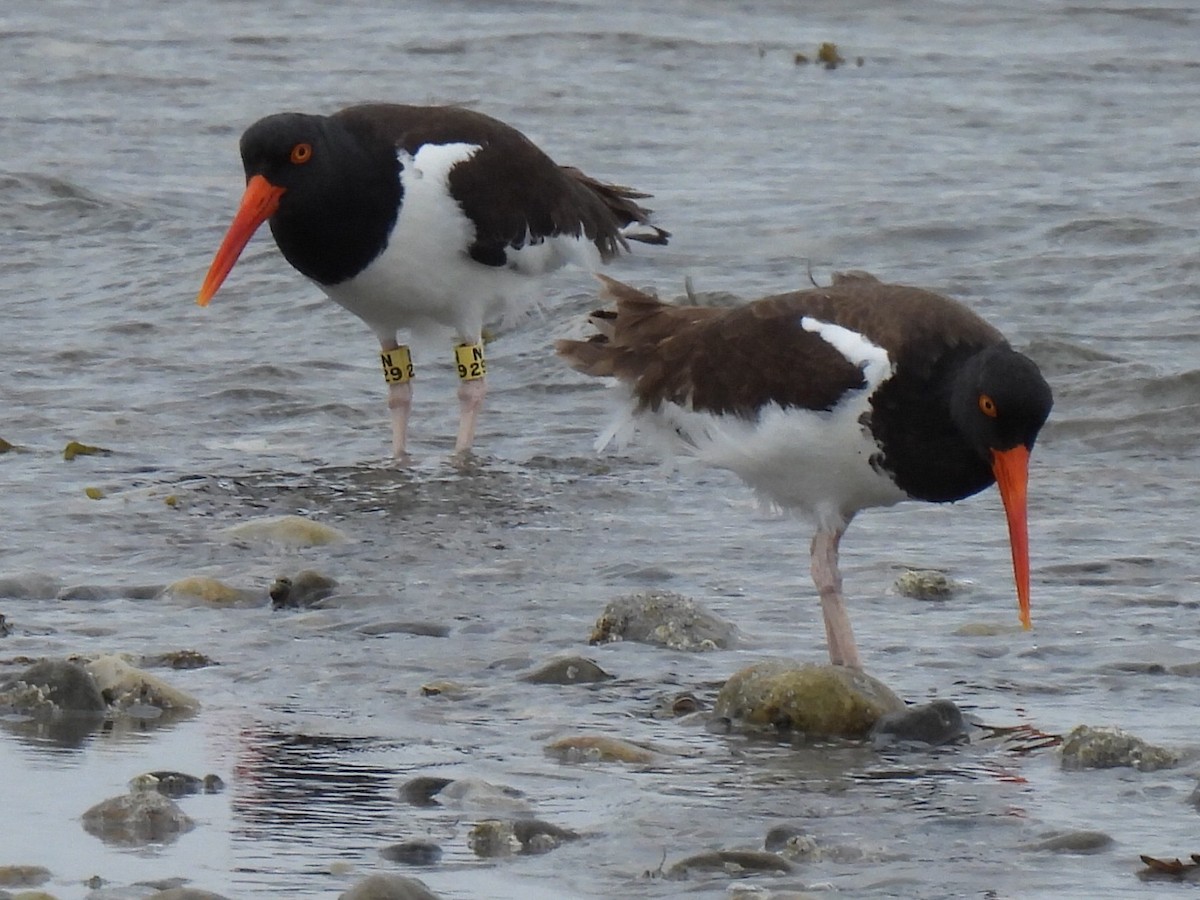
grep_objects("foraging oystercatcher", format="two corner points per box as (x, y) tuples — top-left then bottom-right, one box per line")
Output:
(197, 103), (668, 456)
(557, 272), (1053, 669)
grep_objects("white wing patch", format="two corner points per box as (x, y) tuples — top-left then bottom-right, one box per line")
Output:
(799, 316), (894, 386)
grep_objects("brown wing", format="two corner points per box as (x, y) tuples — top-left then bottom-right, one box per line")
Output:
(335, 104), (666, 265)
(557, 273), (1006, 419)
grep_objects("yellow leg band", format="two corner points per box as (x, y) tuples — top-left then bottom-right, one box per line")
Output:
(454, 342), (487, 381)
(380, 346), (414, 384)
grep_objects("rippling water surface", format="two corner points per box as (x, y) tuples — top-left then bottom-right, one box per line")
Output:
(2, 1), (1199, 898)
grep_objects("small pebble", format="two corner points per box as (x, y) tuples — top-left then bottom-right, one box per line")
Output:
(894, 568), (960, 600)
(521, 656), (614, 685)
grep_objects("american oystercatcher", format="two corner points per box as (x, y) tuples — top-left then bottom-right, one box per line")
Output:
(557, 273), (1053, 669)
(197, 103), (668, 456)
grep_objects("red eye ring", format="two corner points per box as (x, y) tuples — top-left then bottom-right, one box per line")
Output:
(290, 142), (313, 164)
(978, 394), (998, 418)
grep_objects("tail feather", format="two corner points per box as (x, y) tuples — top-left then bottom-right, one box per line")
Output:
(554, 334), (617, 377)
(556, 276), (722, 405)
(562, 167), (671, 251)
(556, 275), (666, 379)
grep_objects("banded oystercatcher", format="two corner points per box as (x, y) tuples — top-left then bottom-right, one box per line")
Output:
(197, 103), (668, 456)
(557, 273), (1053, 669)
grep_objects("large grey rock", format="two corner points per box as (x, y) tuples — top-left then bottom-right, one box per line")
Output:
(714, 660), (904, 739)
(1, 659), (105, 713)
(82, 791), (195, 846)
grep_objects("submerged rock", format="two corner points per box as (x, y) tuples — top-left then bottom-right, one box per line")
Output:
(358, 621), (451, 638)
(765, 824), (819, 856)
(650, 690), (707, 719)
(589, 590), (738, 650)
(85, 654), (200, 715)
(544, 734), (659, 764)
(521, 656), (614, 685)
(269, 570), (338, 609)
(666, 849), (794, 879)
(146, 889), (234, 900)
(157, 576), (260, 609)
(467, 818), (579, 857)
(380, 840), (443, 865)
(1020, 830), (1114, 854)
(58, 583), (162, 601)
(141, 649), (217, 670)
(0, 573), (63, 599)
(764, 824), (879, 864)
(129, 771), (224, 798)
(0, 865), (51, 887)
(418, 680), (467, 698)
(0, 659), (106, 714)
(953, 621), (1014, 637)
(398, 776), (528, 812)
(869, 699), (968, 747)
(339, 873), (442, 900)
(714, 661), (905, 739)
(224, 514), (348, 547)
(63, 440), (111, 461)
(398, 776), (454, 807)
(1059, 724), (1179, 772)
(81, 790), (195, 845)
(893, 569), (961, 600)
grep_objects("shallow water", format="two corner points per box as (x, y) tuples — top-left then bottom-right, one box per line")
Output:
(2, 0), (1199, 897)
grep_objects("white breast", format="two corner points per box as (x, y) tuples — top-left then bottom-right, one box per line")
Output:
(321, 143), (602, 344)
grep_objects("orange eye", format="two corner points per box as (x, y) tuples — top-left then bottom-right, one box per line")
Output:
(978, 394), (998, 418)
(290, 142), (312, 164)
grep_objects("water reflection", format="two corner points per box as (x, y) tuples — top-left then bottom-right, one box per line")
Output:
(229, 727), (402, 845)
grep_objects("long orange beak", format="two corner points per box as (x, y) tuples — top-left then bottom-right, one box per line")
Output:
(197, 174), (286, 306)
(991, 445), (1032, 630)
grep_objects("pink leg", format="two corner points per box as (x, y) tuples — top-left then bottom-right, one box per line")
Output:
(454, 376), (487, 454)
(380, 339), (413, 458)
(811, 524), (863, 670)
(387, 380), (413, 457)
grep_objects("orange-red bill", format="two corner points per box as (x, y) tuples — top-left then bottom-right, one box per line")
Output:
(991, 444), (1032, 630)
(196, 174), (286, 306)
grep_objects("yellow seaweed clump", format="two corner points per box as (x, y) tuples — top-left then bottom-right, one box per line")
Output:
(63, 440), (111, 461)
